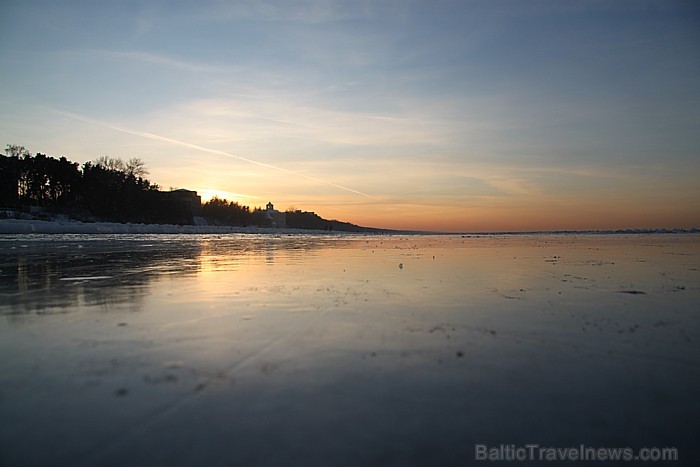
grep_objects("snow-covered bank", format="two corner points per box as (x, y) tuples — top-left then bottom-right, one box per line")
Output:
(0, 219), (341, 235)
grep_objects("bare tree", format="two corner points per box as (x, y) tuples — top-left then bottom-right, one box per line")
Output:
(93, 156), (148, 178)
(125, 157), (148, 178)
(5, 144), (29, 158)
(93, 156), (125, 172)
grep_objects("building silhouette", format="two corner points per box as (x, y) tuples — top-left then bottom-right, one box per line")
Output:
(264, 201), (286, 228)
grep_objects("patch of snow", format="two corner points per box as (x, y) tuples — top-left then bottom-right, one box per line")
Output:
(0, 219), (343, 235)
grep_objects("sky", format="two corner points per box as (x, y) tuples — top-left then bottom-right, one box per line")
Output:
(1, 0), (699, 232)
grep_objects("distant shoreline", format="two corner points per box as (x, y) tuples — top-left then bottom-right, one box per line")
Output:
(0, 218), (354, 235)
(0, 218), (697, 236)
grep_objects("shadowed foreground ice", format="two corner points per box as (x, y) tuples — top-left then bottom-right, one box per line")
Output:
(1, 233), (698, 466)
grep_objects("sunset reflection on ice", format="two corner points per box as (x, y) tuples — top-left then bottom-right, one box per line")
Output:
(1, 233), (698, 466)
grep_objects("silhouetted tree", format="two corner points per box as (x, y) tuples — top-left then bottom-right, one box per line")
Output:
(80, 161), (161, 222)
(0, 145), (27, 207)
(125, 157), (148, 178)
(2, 145), (371, 230)
(94, 156), (149, 178)
(93, 156), (125, 172)
(1, 146), (84, 211)
(4, 145), (29, 158)
(202, 197), (252, 226)
(44, 155), (80, 207)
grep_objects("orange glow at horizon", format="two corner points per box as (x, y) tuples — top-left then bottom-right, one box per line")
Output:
(316, 203), (700, 233)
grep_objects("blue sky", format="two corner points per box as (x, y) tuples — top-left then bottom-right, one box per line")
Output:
(1, 0), (699, 231)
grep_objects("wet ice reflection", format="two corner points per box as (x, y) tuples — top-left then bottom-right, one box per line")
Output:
(0, 233), (699, 466)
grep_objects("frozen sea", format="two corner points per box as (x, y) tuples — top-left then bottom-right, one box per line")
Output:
(1, 233), (698, 466)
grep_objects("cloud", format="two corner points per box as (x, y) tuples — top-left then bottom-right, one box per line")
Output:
(141, 94), (461, 153)
(197, 0), (409, 24)
(83, 49), (224, 73)
(53, 109), (379, 199)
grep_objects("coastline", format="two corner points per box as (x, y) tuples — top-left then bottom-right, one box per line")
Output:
(0, 218), (349, 235)
(0, 218), (696, 236)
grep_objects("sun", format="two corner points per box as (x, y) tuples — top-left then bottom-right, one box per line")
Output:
(197, 189), (257, 204)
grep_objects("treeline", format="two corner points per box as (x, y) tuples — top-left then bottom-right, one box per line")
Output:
(201, 197), (254, 226)
(200, 198), (378, 231)
(0, 145), (192, 224)
(200, 198), (286, 228)
(1, 144), (382, 231)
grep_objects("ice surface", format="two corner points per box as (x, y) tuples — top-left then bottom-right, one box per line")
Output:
(0, 233), (698, 466)
(59, 276), (113, 281)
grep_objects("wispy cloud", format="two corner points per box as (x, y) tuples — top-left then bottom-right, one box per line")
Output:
(3, 0), (697, 230)
(85, 49), (224, 73)
(53, 109), (379, 200)
(114, 98), (451, 162)
(197, 0), (407, 24)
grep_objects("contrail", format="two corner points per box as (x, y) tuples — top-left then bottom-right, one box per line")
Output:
(53, 109), (379, 199)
